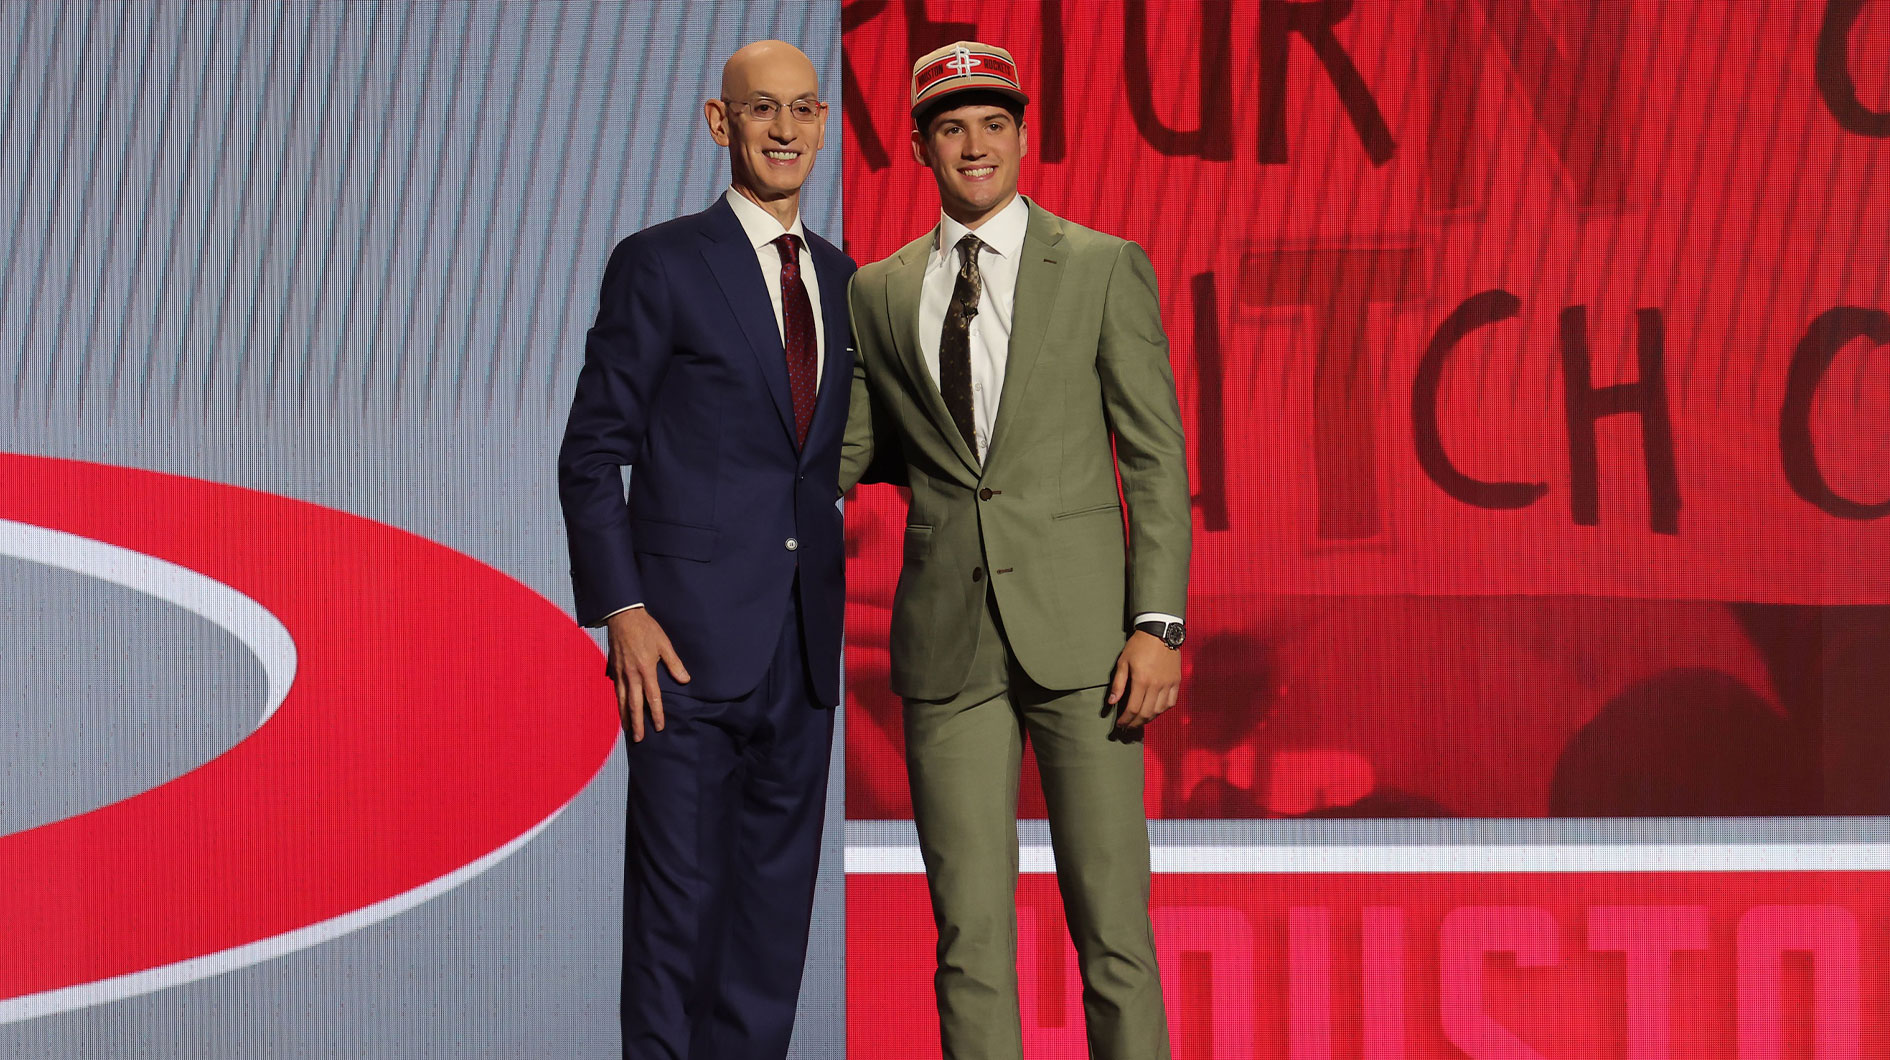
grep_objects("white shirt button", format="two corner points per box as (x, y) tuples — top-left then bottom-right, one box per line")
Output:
(785, 538), (799, 551)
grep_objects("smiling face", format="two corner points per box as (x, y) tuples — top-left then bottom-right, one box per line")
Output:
(705, 41), (825, 222)
(912, 99), (1027, 229)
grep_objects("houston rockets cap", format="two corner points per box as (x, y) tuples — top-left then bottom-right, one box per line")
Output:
(910, 40), (1029, 117)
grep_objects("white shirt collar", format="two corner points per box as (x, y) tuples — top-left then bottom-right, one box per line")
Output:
(935, 194), (1029, 267)
(724, 186), (806, 252)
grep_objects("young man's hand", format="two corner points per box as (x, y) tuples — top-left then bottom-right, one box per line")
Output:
(1107, 631), (1180, 729)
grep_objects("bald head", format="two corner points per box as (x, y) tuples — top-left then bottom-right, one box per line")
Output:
(721, 40), (819, 101)
(707, 40), (827, 225)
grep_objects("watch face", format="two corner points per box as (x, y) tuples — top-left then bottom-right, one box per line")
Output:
(1163, 623), (1186, 649)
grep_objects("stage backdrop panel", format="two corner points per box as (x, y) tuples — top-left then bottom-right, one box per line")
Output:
(0, 3), (844, 1058)
(840, 1), (1889, 1056)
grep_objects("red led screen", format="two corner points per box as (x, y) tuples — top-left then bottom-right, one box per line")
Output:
(842, 1), (1888, 1056)
(841, 0), (1890, 824)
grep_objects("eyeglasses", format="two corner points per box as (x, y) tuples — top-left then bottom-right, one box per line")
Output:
(723, 96), (826, 123)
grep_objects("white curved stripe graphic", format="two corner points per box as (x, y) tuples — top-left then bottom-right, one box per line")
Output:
(0, 517), (598, 1022)
(0, 805), (571, 1024)
(0, 519), (297, 727)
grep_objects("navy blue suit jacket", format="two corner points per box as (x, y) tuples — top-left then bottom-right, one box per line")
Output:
(558, 196), (856, 707)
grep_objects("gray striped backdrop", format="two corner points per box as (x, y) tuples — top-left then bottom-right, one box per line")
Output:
(0, 2), (846, 1057)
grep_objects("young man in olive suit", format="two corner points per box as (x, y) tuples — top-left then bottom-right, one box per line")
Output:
(840, 40), (1191, 1060)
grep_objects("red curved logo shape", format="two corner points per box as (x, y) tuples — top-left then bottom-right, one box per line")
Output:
(0, 453), (618, 1015)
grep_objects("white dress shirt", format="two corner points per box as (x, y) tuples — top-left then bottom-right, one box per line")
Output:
(601, 190), (826, 625)
(725, 186), (825, 385)
(915, 195), (1181, 634)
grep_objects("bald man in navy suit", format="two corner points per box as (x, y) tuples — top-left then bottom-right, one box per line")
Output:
(557, 41), (854, 1060)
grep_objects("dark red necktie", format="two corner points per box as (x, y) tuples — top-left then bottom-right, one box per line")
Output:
(773, 234), (818, 447)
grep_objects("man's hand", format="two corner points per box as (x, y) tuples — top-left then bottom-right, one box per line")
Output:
(1107, 631), (1180, 729)
(605, 608), (692, 742)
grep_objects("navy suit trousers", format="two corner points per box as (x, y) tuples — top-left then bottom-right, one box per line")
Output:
(620, 587), (833, 1060)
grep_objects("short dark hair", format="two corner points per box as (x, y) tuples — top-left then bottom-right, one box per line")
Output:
(914, 90), (1026, 136)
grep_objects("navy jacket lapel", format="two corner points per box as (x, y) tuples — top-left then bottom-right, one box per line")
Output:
(698, 198), (798, 447)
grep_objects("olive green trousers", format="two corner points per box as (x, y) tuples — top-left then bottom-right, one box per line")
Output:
(903, 597), (1170, 1060)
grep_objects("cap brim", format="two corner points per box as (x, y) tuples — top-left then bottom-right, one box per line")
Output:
(911, 83), (1030, 118)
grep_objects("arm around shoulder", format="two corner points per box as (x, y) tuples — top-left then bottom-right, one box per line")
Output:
(838, 270), (907, 495)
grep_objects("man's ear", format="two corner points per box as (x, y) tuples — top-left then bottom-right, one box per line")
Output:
(910, 126), (930, 168)
(1018, 120), (1028, 160)
(704, 98), (732, 147)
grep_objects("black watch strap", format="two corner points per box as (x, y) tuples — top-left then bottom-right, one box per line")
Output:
(1135, 620), (1185, 649)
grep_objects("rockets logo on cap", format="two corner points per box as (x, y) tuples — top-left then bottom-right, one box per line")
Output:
(910, 40), (1029, 115)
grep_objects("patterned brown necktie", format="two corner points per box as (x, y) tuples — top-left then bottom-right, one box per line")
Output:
(938, 234), (983, 455)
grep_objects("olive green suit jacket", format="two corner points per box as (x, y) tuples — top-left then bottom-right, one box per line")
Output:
(840, 200), (1190, 700)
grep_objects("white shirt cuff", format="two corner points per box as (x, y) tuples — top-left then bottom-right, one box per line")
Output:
(593, 603), (645, 627)
(1133, 612), (1182, 629)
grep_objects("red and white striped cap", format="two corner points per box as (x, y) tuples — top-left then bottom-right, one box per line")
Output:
(910, 40), (1028, 117)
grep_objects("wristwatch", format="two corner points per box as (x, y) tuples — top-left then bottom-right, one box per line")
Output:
(1134, 619), (1186, 650)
